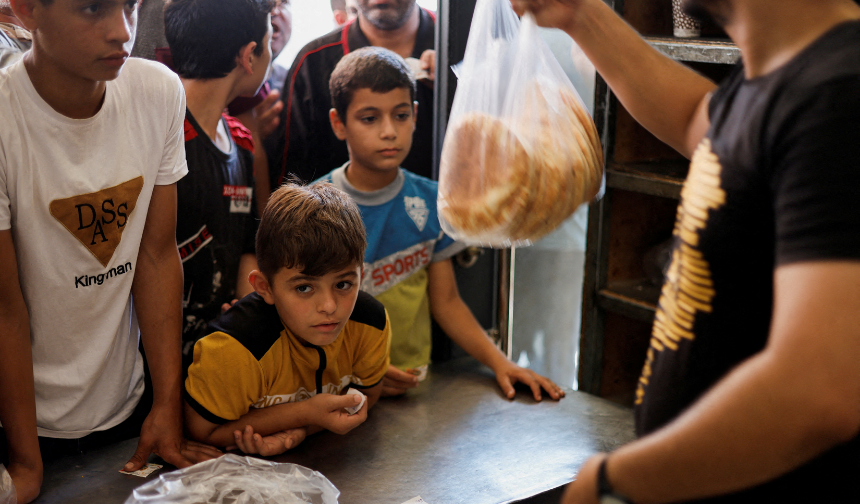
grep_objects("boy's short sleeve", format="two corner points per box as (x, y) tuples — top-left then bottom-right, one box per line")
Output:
(184, 331), (266, 424)
(155, 71), (189, 186)
(0, 65), (17, 230)
(431, 230), (468, 263)
(350, 309), (392, 388)
(771, 77), (860, 265)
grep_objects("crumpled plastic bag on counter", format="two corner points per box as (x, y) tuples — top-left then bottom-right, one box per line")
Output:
(124, 454), (339, 504)
(437, 0), (604, 247)
(0, 464), (15, 504)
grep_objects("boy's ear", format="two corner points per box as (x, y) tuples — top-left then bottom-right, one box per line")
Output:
(10, 0), (40, 30)
(249, 270), (276, 305)
(329, 108), (347, 140)
(236, 41), (259, 75)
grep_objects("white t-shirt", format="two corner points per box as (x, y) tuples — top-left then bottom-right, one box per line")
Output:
(0, 58), (188, 438)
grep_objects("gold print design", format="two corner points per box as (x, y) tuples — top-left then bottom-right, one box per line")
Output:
(49, 177), (144, 267)
(635, 140), (724, 405)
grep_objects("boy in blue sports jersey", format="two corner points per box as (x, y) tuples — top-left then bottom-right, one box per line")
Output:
(318, 46), (565, 400)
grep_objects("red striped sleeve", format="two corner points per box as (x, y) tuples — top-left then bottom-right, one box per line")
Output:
(223, 114), (255, 154)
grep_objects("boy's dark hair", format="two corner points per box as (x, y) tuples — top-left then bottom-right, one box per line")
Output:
(256, 182), (366, 280)
(329, 46), (416, 122)
(164, 0), (273, 79)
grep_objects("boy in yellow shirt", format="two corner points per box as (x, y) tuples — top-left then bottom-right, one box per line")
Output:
(184, 183), (391, 455)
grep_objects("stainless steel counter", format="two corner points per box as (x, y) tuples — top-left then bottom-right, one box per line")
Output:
(37, 358), (634, 504)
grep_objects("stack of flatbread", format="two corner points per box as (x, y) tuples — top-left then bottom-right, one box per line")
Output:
(438, 80), (603, 245)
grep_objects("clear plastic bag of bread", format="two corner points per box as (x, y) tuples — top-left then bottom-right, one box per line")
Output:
(438, 0), (603, 247)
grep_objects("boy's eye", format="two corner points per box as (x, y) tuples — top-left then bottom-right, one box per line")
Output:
(396, 113), (411, 121)
(336, 281), (354, 291)
(295, 284), (313, 294)
(359, 116), (376, 124)
(82, 3), (101, 14)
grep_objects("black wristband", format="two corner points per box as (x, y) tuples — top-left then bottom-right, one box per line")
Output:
(597, 456), (633, 504)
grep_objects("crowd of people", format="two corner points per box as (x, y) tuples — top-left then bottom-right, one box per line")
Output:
(0, 0), (858, 503)
(0, 1), (560, 502)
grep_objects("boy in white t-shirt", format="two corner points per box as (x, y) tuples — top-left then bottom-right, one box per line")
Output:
(0, 0), (221, 501)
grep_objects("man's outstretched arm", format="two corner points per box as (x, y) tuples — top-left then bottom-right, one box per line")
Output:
(512, 0), (716, 157)
(127, 183), (222, 471)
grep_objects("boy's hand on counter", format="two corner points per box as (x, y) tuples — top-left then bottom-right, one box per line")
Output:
(308, 393), (368, 435)
(492, 360), (566, 401)
(381, 365), (420, 397)
(230, 425), (308, 456)
(125, 404), (223, 472)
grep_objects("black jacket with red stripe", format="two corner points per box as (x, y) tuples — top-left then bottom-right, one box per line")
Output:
(264, 9), (436, 187)
(178, 111), (258, 352)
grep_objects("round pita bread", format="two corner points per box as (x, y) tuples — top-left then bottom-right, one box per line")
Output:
(439, 81), (604, 244)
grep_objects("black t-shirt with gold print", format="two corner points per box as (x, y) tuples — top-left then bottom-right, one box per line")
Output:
(635, 21), (860, 502)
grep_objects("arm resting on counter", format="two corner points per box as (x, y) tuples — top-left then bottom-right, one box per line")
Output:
(229, 382), (382, 455)
(185, 381), (382, 455)
(427, 258), (565, 401)
(128, 184), (222, 471)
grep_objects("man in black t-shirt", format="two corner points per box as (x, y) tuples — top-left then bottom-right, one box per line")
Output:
(513, 0), (860, 503)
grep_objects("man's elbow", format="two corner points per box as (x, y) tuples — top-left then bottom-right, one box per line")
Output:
(800, 384), (860, 447)
(819, 393), (860, 444)
(768, 337), (860, 446)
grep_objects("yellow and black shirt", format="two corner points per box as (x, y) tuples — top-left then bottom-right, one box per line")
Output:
(185, 291), (390, 424)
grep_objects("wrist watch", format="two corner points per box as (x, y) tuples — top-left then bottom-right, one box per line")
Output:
(597, 456), (634, 504)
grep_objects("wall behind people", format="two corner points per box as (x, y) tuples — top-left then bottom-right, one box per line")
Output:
(130, 0), (168, 60)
